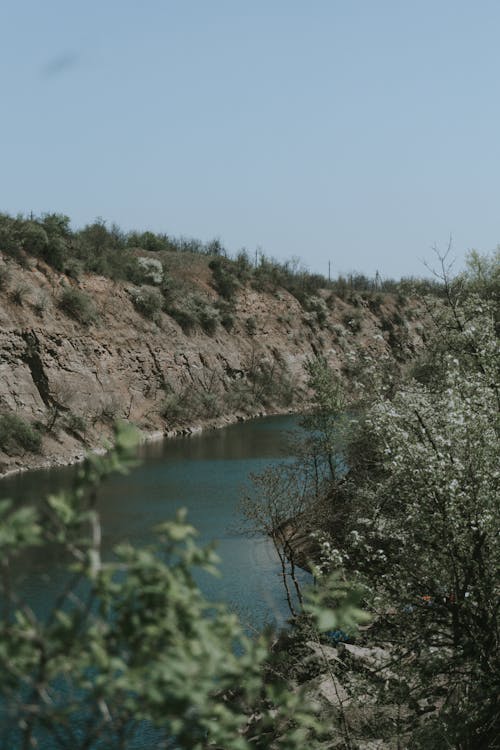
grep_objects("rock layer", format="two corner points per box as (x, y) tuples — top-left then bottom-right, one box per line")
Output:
(0, 254), (424, 475)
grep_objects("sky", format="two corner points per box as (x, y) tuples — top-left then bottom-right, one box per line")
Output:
(1, 1), (499, 279)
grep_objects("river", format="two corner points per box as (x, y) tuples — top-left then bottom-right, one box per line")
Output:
(0, 414), (306, 628)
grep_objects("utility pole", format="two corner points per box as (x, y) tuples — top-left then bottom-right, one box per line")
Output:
(328, 260), (331, 282)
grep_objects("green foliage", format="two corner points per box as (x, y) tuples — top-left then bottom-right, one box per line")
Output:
(163, 293), (224, 336)
(38, 213), (71, 270)
(131, 285), (163, 321)
(40, 212), (71, 238)
(63, 256), (84, 280)
(161, 391), (190, 424)
(0, 412), (42, 453)
(220, 312), (235, 331)
(160, 350), (295, 428)
(464, 247), (500, 302)
(465, 247), (500, 335)
(305, 571), (371, 634)
(76, 220), (142, 282)
(0, 211), (446, 309)
(215, 300), (236, 332)
(127, 229), (174, 252)
(0, 214), (30, 266)
(233, 249), (253, 280)
(166, 304), (198, 333)
(297, 294), (329, 327)
(20, 221), (49, 255)
(255, 361), (294, 407)
(209, 256), (240, 300)
(58, 286), (99, 326)
(64, 412), (87, 435)
(197, 303), (219, 335)
(161, 382), (222, 426)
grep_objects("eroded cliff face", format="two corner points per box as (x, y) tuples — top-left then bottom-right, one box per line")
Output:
(0, 253), (424, 475)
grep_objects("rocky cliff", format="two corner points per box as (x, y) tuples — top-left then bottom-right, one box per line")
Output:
(0, 251), (424, 476)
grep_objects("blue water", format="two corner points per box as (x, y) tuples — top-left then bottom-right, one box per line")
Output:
(1, 414), (306, 628)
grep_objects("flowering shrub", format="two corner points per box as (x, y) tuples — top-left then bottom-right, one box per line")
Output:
(334, 264), (500, 747)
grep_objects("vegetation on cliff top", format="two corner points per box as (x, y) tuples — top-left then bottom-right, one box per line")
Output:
(0, 210), (445, 303)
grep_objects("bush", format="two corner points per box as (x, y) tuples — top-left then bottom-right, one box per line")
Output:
(224, 381), (255, 413)
(137, 257), (163, 284)
(209, 258), (239, 301)
(58, 287), (98, 326)
(245, 316), (257, 336)
(131, 287), (163, 321)
(166, 306), (197, 334)
(214, 300), (235, 332)
(20, 222), (49, 256)
(305, 296), (328, 327)
(198, 305), (219, 336)
(11, 283), (29, 306)
(0, 214), (23, 263)
(63, 257), (84, 280)
(65, 412), (87, 435)
(161, 392), (191, 424)
(0, 412), (42, 453)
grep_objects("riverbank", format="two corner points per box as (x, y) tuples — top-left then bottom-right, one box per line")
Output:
(0, 405), (298, 480)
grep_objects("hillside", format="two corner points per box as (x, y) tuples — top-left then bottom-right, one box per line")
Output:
(0, 216), (426, 476)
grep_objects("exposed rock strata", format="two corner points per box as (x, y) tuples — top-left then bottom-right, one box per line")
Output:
(0, 255), (424, 476)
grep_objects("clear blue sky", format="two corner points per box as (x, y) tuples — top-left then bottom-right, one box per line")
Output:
(1, 1), (499, 278)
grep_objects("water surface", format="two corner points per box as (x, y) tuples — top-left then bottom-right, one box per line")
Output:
(1, 414), (305, 627)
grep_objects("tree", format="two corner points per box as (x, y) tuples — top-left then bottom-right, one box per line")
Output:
(243, 252), (499, 747)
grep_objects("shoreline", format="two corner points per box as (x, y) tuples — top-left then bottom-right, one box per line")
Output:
(0, 406), (299, 481)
